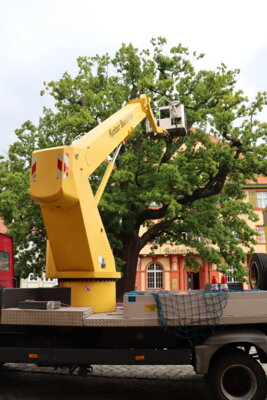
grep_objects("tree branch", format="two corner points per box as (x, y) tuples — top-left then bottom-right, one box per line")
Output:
(139, 219), (172, 248)
(159, 135), (185, 165)
(222, 130), (243, 148)
(135, 204), (169, 227)
(180, 163), (228, 204)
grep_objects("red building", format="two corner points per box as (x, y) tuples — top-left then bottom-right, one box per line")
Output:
(135, 249), (216, 291)
(135, 178), (267, 291)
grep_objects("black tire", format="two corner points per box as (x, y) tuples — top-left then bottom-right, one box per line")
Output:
(249, 253), (267, 290)
(207, 349), (267, 400)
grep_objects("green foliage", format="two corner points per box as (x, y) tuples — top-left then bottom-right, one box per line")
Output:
(0, 38), (267, 286)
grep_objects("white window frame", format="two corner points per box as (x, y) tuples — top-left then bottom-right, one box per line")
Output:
(147, 263), (163, 289)
(256, 192), (267, 209)
(257, 226), (266, 244)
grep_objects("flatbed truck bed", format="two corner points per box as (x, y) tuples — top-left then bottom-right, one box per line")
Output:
(1, 288), (267, 399)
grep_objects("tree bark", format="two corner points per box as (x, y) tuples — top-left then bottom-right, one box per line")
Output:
(116, 235), (141, 301)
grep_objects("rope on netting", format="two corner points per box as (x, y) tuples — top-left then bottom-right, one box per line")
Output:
(125, 290), (229, 344)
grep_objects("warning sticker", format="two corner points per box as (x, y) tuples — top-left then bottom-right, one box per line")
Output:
(145, 304), (158, 312)
(98, 256), (106, 269)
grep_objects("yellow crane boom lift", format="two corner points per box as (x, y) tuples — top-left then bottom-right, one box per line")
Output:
(30, 95), (166, 312)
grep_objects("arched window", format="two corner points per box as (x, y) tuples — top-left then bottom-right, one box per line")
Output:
(147, 263), (163, 289)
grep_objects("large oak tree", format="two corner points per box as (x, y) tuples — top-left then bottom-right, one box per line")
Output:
(1, 38), (267, 298)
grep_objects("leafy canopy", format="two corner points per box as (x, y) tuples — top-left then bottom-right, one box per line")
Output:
(0, 37), (267, 287)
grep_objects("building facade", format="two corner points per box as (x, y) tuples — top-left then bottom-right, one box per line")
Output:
(135, 178), (267, 291)
(20, 273), (58, 288)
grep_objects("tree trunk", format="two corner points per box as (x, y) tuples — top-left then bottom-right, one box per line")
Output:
(116, 236), (140, 301)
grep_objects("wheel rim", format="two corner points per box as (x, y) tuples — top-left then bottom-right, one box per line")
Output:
(249, 262), (258, 289)
(220, 363), (257, 400)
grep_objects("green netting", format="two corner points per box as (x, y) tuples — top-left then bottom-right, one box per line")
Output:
(126, 290), (229, 344)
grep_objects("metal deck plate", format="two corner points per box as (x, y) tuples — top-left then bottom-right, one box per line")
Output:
(2, 291), (267, 327)
(1, 307), (93, 326)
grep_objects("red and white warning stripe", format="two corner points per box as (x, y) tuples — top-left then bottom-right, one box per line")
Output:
(57, 153), (69, 179)
(31, 157), (37, 182)
(63, 153), (69, 179)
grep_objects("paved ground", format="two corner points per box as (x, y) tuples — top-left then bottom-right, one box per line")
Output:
(0, 364), (211, 400)
(1, 363), (267, 399)
(5, 363), (201, 380)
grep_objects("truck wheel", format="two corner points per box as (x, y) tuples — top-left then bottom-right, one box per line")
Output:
(207, 349), (267, 400)
(249, 253), (267, 290)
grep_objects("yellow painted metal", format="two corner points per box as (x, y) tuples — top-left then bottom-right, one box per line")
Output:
(45, 240), (119, 278)
(60, 280), (116, 313)
(127, 95), (166, 136)
(73, 95), (166, 176)
(30, 95), (166, 310)
(31, 147), (120, 280)
(95, 161), (115, 205)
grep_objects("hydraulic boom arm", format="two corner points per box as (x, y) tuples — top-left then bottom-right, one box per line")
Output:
(30, 95), (166, 311)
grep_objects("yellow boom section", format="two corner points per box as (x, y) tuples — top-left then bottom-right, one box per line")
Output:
(30, 95), (166, 311)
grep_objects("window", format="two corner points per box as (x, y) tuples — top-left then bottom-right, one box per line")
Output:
(160, 109), (170, 119)
(147, 263), (163, 289)
(256, 192), (267, 209)
(256, 226), (266, 244)
(226, 265), (238, 283)
(28, 273), (36, 281)
(0, 251), (10, 271)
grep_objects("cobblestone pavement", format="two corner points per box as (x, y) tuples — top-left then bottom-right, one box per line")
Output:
(0, 364), (211, 400)
(5, 363), (201, 380)
(1, 363), (267, 399)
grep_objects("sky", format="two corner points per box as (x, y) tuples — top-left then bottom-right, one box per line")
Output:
(0, 0), (267, 157)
